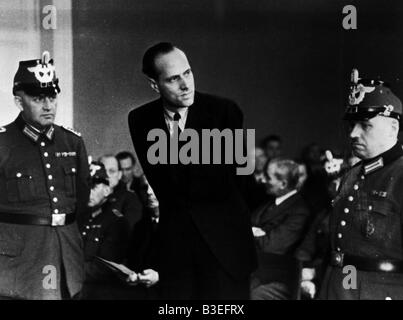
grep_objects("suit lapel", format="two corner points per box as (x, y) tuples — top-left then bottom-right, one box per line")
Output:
(252, 200), (274, 225)
(153, 99), (170, 135)
(259, 193), (301, 225)
(185, 93), (214, 130)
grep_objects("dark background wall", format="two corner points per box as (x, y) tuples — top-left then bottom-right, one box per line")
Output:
(72, 0), (403, 160)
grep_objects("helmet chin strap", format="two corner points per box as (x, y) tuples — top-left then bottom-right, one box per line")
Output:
(42, 51), (50, 65)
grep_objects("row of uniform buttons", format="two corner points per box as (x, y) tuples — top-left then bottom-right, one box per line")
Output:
(40, 140), (58, 212)
(82, 218), (100, 241)
(335, 177), (364, 252)
(39, 139), (76, 214)
(41, 140), (63, 214)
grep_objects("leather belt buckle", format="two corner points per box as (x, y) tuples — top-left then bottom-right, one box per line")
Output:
(332, 252), (344, 267)
(51, 213), (66, 226)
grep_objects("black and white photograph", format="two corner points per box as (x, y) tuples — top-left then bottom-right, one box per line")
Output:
(1, 0), (403, 310)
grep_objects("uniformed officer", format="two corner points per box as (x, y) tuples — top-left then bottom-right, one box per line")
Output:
(319, 69), (403, 300)
(79, 161), (132, 299)
(0, 51), (90, 299)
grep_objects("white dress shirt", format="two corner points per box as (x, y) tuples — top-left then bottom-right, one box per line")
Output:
(275, 189), (298, 206)
(163, 107), (189, 135)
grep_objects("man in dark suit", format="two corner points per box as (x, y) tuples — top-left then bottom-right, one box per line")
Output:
(251, 158), (311, 300)
(128, 42), (256, 299)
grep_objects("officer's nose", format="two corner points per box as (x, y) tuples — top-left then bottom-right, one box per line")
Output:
(42, 97), (52, 110)
(349, 123), (361, 139)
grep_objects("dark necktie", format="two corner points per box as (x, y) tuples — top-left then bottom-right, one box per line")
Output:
(173, 112), (182, 134)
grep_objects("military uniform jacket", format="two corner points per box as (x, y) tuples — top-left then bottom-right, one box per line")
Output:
(0, 114), (90, 299)
(79, 206), (129, 283)
(107, 181), (143, 232)
(320, 143), (403, 300)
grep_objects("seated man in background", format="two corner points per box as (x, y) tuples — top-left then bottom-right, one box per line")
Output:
(250, 158), (311, 300)
(116, 151), (160, 220)
(79, 161), (131, 299)
(99, 154), (143, 231)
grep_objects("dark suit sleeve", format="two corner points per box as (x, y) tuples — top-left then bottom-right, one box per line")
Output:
(257, 205), (310, 255)
(226, 100), (257, 209)
(76, 137), (90, 218)
(128, 110), (144, 165)
(226, 100), (244, 129)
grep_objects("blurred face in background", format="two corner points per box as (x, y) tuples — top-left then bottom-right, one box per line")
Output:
(100, 156), (121, 189)
(88, 183), (110, 207)
(265, 162), (287, 197)
(264, 140), (282, 160)
(255, 147), (268, 173)
(119, 157), (135, 184)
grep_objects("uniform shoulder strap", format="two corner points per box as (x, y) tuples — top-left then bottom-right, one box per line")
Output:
(61, 125), (81, 137)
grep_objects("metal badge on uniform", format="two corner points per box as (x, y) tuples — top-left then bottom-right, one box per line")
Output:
(362, 219), (375, 238)
(371, 190), (388, 198)
(55, 151), (77, 157)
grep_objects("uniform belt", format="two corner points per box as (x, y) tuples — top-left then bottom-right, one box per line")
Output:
(330, 251), (403, 273)
(0, 212), (75, 226)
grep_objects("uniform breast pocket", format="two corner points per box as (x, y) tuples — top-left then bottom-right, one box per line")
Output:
(364, 199), (396, 241)
(5, 168), (36, 202)
(63, 165), (77, 197)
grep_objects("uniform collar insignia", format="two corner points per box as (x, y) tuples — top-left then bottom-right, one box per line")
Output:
(45, 126), (55, 140)
(22, 125), (40, 142)
(16, 113), (55, 142)
(22, 124), (54, 142)
(362, 143), (403, 175)
(363, 157), (384, 175)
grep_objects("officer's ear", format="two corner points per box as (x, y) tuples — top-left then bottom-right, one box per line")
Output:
(14, 94), (24, 111)
(280, 179), (288, 191)
(102, 185), (112, 197)
(148, 77), (160, 94)
(389, 118), (399, 138)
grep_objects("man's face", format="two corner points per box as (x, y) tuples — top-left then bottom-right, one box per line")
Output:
(88, 183), (109, 207)
(265, 163), (286, 197)
(255, 148), (268, 172)
(15, 92), (57, 128)
(100, 157), (122, 189)
(119, 157), (134, 184)
(349, 116), (396, 159)
(265, 140), (282, 160)
(151, 48), (195, 108)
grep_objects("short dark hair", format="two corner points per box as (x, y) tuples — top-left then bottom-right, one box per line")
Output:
(261, 134), (282, 148)
(116, 151), (135, 168)
(142, 42), (177, 79)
